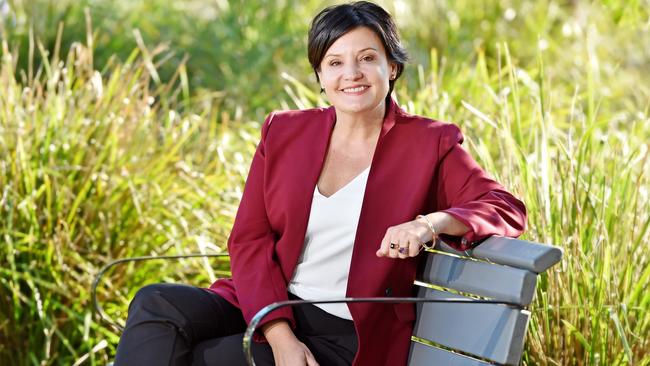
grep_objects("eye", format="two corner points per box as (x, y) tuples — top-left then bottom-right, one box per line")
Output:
(361, 55), (375, 62)
(329, 60), (341, 66)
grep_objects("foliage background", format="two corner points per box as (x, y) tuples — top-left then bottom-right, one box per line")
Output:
(1, 0), (649, 364)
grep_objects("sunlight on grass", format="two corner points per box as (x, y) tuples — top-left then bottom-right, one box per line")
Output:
(1, 0), (649, 364)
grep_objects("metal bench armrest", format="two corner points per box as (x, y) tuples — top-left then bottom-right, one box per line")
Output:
(91, 253), (230, 331)
(243, 297), (518, 366)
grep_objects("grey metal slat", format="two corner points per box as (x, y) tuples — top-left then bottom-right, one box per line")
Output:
(436, 236), (563, 273)
(407, 341), (493, 366)
(412, 287), (530, 366)
(419, 252), (538, 306)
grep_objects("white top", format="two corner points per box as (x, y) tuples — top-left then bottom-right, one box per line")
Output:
(287, 166), (370, 320)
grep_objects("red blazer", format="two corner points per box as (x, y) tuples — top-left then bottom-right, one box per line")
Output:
(208, 99), (526, 365)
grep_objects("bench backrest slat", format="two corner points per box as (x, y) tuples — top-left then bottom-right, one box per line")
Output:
(418, 252), (538, 306)
(408, 341), (493, 366)
(411, 286), (530, 365)
(435, 236), (563, 273)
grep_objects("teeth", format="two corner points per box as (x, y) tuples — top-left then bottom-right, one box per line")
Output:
(342, 86), (368, 93)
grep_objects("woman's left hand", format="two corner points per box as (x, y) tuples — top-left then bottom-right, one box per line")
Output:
(376, 218), (433, 259)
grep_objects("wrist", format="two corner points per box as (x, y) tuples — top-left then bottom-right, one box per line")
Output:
(417, 211), (471, 238)
(262, 320), (296, 346)
(416, 214), (438, 247)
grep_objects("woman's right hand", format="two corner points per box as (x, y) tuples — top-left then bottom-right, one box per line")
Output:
(270, 338), (319, 366)
(262, 320), (320, 366)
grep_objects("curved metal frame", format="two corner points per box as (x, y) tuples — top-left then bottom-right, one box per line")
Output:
(92, 254), (521, 366)
(242, 297), (520, 366)
(91, 253), (231, 331)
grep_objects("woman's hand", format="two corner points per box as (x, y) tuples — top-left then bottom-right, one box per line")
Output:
(376, 217), (432, 259)
(270, 339), (319, 366)
(263, 320), (320, 366)
(376, 212), (470, 259)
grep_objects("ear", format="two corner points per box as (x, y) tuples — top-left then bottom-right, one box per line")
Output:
(389, 62), (398, 80)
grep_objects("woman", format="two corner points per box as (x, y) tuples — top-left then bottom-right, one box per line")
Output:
(114, 2), (526, 366)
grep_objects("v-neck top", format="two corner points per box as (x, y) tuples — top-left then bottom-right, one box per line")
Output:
(287, 166), (371, 319)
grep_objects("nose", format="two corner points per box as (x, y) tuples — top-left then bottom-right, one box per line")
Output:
(343, 61), (363, 80)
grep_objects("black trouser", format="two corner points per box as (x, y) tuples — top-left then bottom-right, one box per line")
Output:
(114, 283), (358, 366)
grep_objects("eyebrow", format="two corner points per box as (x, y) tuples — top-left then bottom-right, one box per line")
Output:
(324, 47), (378, 58)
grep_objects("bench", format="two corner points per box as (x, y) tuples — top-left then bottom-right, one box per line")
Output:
(93, 235), (562, 366)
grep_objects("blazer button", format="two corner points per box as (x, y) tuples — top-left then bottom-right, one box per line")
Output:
(385, 287), (392, 296)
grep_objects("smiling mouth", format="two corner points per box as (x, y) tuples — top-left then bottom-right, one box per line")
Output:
(341, 86), (370, 93)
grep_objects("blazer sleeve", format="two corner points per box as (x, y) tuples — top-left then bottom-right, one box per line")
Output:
(227, 112), (296, 338)
(434, 124), (527, 251)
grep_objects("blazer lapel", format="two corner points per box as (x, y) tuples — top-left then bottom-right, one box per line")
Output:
(280, 107), (335, 279)
(347, 99), (406, 295)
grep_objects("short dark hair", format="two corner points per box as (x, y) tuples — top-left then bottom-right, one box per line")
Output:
(307, 1), (408, 98)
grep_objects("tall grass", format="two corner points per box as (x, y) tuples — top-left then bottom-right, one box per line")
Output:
(2, 0), (322, 117)
(1, 0), (649, 365)
(0, 22), (257, 365)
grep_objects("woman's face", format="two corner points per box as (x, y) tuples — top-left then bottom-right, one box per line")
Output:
(318, 27), (396, 117)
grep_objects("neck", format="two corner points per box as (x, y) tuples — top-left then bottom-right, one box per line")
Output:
(333, 100), (387, 142)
